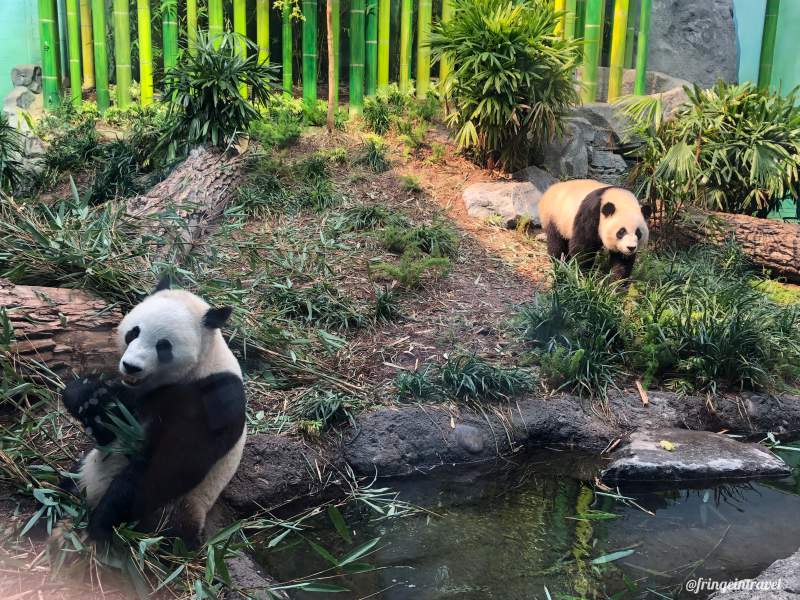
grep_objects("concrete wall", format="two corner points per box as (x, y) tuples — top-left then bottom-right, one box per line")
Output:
(0, 0), (41, 99)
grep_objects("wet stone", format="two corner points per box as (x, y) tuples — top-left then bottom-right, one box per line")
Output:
(454, 424), (485, 454)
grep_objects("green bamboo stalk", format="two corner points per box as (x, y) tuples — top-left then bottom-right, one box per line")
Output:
(565, 0), (576, 39)
(581, 0), (602, 103)
(38, 0), (61, 110)
(162, 0), (178, 70)
(79, 0), (94, 88)
(365, 0), (378, 96)
(234, 0), (247, 98)
(187, 0), (198, 54)
(377, 0), (389, 91)
(66, 0), (81, 104)
(554, 0), (565, 38)
(758, 0), (780, 90)
(332, 0), (340, 105)
(350, 0), (365, 114)
(257, 0), (270, 63)
(624, 5), (634, 68)
(282, 1), (292, 94)
(327, 0), (335, 130)
(112, 0), (131, 107)
(633, 0), (651, 95)
(416, 0), (431, 98)
(606, 0), (628, 101)
(575, 0), (585, 39)
(398, 0), (412, 93)
(137, 0), (153, 106)
(302, 0), (318, 106)
(438, 0), (453, 91)
(90, 0), (108, 111)
(209, 0), (223, 41)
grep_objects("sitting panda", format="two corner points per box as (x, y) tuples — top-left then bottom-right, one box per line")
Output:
(539, 179), (651, 279)
(61, 278), (246, 547)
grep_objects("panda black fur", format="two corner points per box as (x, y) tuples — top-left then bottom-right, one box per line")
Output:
(539, 179), (651, 279)
(61, 278), (245, 546)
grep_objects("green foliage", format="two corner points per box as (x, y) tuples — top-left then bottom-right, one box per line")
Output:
(292, 387), (364, 433)
(374, 286), (402, 321)
(396, 354), (535, 403)
(371, 250), (451, 288)
(354, 135), (391, 173)
(331, 203), (406, 232)
(430, 0), (579, 170)
(160, 32), (278, 156)
(0, 113), (25, 193)
(43, 118), (100, 173)
(88, 140), (144, 203)
(380, 218), (459, 258)
(363, 96), (392, 134)
(235, 164), (290, 216)
(397, 120), (428, 155)
(622, 82), (800, 219)
(267, 281), (365, 329)
(399, 174), (422, 192)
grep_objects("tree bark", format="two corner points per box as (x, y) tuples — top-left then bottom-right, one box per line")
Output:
(681, 211), (800, 282)
(1, 278), (121, 376)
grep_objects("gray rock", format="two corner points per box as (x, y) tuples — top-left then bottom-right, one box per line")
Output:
(454, 424), (485, 454)
(540, 118), (589, 179)
(224, 554), (289, 600)
(24, 135), (45, 158)
(513, 164), (558, 189)
(602, 428), (790, 483)
(709, 547), (800, 600)
(589, 149), (627, 171)
(463, 180), (549, 228)
(647, 0), (737, 88)
(573, 104), (628, 146)
(11, 64), (40, 88)
(5, 86), (36, 110)
(27, 77), (42, 94)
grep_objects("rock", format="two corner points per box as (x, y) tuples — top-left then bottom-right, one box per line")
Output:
(708, 548), (800, 600)
(647, 0), (737, 88)
(5, 86), (36, 110)
(540, 118), (589, 178)
(11, 64), (40, 88)
(602, 428), (790, 483)
(27, 77), (42, 94)
(454, 424), (485, 454)
(573, 104), (627, 145)
(513, 164), (558, 189)
(24, 135), (45, 158)
(224, 554), (289, 600)
(462, 180), (550, 228)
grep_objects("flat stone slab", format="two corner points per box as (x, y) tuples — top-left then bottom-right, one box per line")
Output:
(602, 428), (790, 483)
(709, 547), (800, 600)
(463, 175), (553, 228)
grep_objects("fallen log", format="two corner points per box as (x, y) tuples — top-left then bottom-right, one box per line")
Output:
(681, 210), (800, 282)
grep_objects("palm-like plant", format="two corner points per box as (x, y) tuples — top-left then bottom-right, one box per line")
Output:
(160, 32), (279, 157)
(621, 82), (800, 220)
(430, 0), (579, 170)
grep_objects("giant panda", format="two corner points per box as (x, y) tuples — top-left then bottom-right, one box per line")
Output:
(539, 179), (651, 279)
(61, 278), (245, 547)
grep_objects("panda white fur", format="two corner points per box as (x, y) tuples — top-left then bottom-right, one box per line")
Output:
(539, 179), (651, 279)
(61, 278), (245, 546)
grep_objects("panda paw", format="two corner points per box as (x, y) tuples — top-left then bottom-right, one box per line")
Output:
(62, 378), (113, 431)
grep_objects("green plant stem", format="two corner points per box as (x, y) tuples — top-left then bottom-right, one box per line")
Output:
(350, 0), (365, 113)
(256, 0), (269, 63)
(65, 0), (81, 104)
(187, 0), (198, 53)
(565, 0), (577, 39)
(38, 0), (61, 110)
(282, 1), (292, 94)
(554, 0), (565, 37)
(581, 0), (602, 103)
(90, 0), (109, 112)
(438, 0), (453, 91)
(624, 6), (635, 68)
(416, 0), (431, 98)
(79, 0), (94, 88)
(633, 0), (651, 95)
(365, 0), (378, 96)
(162, 0), (178, 70)
(209, 0), (224, 42)
(575, 0), (585, 39)
(758, 0), (780, 90)
(607, 0), (629, 101)
(234, 0), (247, 98)
(331, 0), (340, 105)
(138, 0), (153, 105)
(398, 0), (412, 93)
(303, 0), (318, 106)
(377, 0), (390, 91)
(112, 0), (132, 108)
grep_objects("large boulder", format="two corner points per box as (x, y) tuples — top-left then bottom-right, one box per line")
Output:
(708, 548), (800, 600)
(647, 0), (737, 88)
(539, 117), (590, 178)
(463, 169), (555, 228)
(601, 428), (790, 483)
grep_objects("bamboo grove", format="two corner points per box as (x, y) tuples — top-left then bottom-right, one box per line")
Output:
(43, 0), (782, 117)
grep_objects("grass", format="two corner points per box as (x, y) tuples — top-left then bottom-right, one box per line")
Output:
(371, 251), (452, 288)
(400, 175), (422, 193)
(380, 219), (459, 258)
(354, 135), (391, 173)
(330, 203), (407, 233)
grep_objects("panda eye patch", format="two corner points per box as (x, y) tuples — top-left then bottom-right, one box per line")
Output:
(636, 228), (642, 239)
(616, 228), (627, 239)
(156, 339), (173, 363)
(124, 326), (140, 345)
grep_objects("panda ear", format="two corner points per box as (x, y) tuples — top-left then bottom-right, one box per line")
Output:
(203, 306), (233, 329)
(641, 205), (652, 221)
(154, 275), (172, 293)
(601, 202), (616, 217)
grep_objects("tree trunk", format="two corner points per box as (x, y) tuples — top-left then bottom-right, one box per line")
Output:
(1, 278), (121, 375)
(681, 211), (800, 282)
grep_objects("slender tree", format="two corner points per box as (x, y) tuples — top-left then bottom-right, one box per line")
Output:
(581, 0), (602, 103)
(256, 0), (270, 63)
(79, 0), (94, 88)
(282, 1), (292, 94)
(234, 0), (247, 97)
(350, 0), (365, 114)
(416, 0), (431, 98)
(606, 0), (628, 100)
(303, 0), (318, 106)
(398, 0), (412, 92)
(137, 0), (153, 106)
(565, 0), (577, 39)
(38, 0), (61, 110)
(162, 0), (178, 69)
(187, 0), (198, 53)
(332, 0), (340, 105)
(112, 0), (132, 107)
(65, 0), (82, 104)
(633, 0), (651, 95)
(209, 0), (224, 41)
(758, 0), (780, 90)
(377, 0), (390, 91)
(365, 0), (378, 96)
(554, 0), (565, 38)
(327, 0), (335, 131)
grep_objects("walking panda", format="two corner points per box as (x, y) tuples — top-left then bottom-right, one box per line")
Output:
(61, 278), (245, 546)
(539, 179), (651, 279)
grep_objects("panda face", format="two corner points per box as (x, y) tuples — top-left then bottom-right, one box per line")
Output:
(598, 189), (650, 257)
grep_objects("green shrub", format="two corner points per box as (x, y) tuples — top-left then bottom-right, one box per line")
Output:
(292, 387), (363, 433)
(354, 135), (391, 173)
(374, 286), (402, 321)
(295, 153), (330, 180)
(43, 118), (100, 173)
(381, 219), (459, 258)
(235, 165), (289, 216)
(363, 96), (392, 134)
(622, 82), (800, 219)
(400, 175), (422, 192)
(397, 121), (428, 154)
(331, 204), (405, 232)
(371, 250), (451, 288)
(0, 113), (25, 193)
(89, 140), (143, 203)
(267, 281), (365, 329)
(430, 0), (579, 170)
(301, 177), (342, 211)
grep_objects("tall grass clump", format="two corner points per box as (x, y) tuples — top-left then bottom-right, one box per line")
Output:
(430, 0), (579, 170)
(354, 135), (391, 173)
(0, 113), (25, 193)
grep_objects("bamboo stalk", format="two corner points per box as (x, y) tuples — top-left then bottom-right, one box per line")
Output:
(65, 0), (81, 104)
(257, 0), (270, 63)
(581, 0), (602, 103)
(398, 0), (412, 93)
(234, 0), (247, 98)
(209, 0), (224, 41)
(282, 1), (292, 94)
(162, 0), (178, 70)
(38, 0), (61, 110)
(606, 0), (628, 101)
(554, 0), (565, 38)
(302, 0), (318, 106)
(187, 0), (198, 54)
(416, 0), (431, 98)
(326, 0), (335, 131)
(438, 0), (453, 91)
(112, 0), (132, 107)
(758, 0), (780, 90)
(79, 0), (94, 88)
(565, 0), (577, 39)
(137, 0), (153, 106)
(633, 0), (651, 95)
(624, 5), (635, 68)
(90, 0), (109, 111)
(332, 0), (340, 105)
(575, 0), (585, 39)
(350, 0), (365, 114)
(377, 0), (390, 91)
(365, 0), (378, 96)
